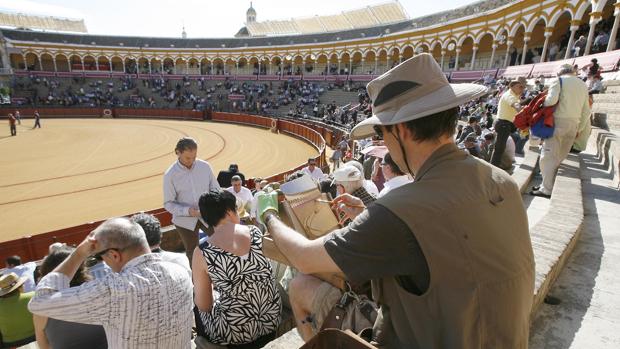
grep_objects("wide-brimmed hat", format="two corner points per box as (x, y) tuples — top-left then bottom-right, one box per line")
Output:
(509, 76), (527, 87)
(350, 53), (488, 140)
(331, 166), (363, 185)
(0, 272), (27, 296)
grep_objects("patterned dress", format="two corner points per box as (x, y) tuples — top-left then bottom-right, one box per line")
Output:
(198, 225), (281, 345)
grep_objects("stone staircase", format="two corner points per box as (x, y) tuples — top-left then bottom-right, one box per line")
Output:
(592, 80), (620, 134)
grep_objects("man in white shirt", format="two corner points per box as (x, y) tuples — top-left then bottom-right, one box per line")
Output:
(29, 218), (194, 349)
(531, 64), (591, 198)
(378, 153), (413, 198)
(130, 212), (190, 274)
(3, 255), (36, 292)
(163, 137), (220, 262)
(226, 175), (253, 219)
(301, 158), (325, 181)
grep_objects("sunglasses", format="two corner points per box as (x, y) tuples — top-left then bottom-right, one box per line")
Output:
(92, 247), (121, 261)
(373, 125), (384, 138)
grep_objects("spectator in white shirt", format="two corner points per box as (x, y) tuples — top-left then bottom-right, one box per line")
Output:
(130, 212), (190, 274)
(164, 137), (220, 262)
(226, 175), (254, 219)
(301, 158), (325, 181)
(28, 217), (194, 349)
(3, 255), (36, 292)
(378, 153), (413, 198)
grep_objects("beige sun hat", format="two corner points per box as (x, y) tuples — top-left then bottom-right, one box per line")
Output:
(0, 272), (27, 296)
(351, 53), (488, 140)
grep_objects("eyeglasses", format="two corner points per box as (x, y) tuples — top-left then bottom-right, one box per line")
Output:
(373, 125), (384, 138)
(92, 247), (121, 261)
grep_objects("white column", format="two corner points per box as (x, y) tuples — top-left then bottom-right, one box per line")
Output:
(584, 15), (602, 55)
(454, 49), (461, 71)
(440, 50), (446, 70)
(608, 10), (620, 51)
(565, 25), (578, 59)
(504, 40), (513, 67)
(374, 58), (378, 74)
(337, 59), (341, 74)
(470, 45), (478, 70)
(149, 61), (152, 74)
(109, 60), (112, 72)
(489, 44), (497, 68)
(211, 61), (214, 75)
(540, 30), (552, 62)
(360, 59), (364, 74)
(236, 61), (239, 75)
(81, 59), (85, 71)
(520, 35), (530, 65)
(349, 59), (352, 75)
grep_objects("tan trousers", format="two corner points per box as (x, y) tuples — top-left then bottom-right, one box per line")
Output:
(539, 119), (579, 195)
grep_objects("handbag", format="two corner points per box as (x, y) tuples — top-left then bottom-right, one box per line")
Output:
(530, 77), (562, 139)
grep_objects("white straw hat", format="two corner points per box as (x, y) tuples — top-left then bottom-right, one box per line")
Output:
(351, 53), (488, 140)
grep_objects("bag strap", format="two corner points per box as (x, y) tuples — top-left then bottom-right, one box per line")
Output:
(320, 291), (355, 330)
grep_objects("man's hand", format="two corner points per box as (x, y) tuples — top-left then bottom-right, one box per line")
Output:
(332, 194), (365, 224)
(75, 233), (97, 259)
(189, 207), (201, 217)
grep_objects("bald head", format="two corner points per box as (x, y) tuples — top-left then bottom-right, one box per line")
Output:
(93, 217), (149, 253)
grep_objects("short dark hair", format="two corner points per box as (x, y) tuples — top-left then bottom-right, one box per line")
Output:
(382, 153), (404, 176)
(468, 116), (478, 124)
(484, 133), (495, 141)
(385, 107), (459, 142)
(199, 190), (237, 227)
(130, 213), (162, 247)
(229, 163), (239, 171)
(6, 255), (21, 267)
(307, 158), (316, 164)
(175, 137), (198, 153)
(41, 246), (91, 287)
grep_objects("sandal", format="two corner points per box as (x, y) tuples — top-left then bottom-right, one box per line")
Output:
(531, 185), (540, 191)
(529, 189), (551, 198)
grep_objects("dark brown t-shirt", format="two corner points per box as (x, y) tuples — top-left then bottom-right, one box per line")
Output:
(324, 203), (430, 295)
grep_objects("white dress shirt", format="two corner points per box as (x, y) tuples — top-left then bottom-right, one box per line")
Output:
(29, 253), (193, 349)
(378, 175), (413, 198)
(3, 261), (36, 292)
(544, 75), (591, 131)
(159, 250), (191, 275)
(301, 166), (325, 181)
(363, 180), (379, 197)
(226, 186), (253, 207)
(163, 159), (220, 230)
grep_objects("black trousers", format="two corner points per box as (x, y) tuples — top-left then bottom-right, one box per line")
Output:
(10, 125), (16, 136)
(491, 119), (515, 167)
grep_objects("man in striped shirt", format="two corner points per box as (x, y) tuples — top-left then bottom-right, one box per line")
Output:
(29, 218), (194, 349)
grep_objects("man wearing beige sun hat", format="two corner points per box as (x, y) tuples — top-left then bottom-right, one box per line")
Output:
(258, 53), (535, 348)
(0, 273), (36, 347)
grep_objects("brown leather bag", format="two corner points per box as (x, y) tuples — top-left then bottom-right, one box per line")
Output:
(300, 329), (377, 349)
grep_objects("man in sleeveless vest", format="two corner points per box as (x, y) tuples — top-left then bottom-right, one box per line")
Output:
(259, 53), (535, 348)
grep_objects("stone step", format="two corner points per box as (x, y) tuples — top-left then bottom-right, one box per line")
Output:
(604, 85), (620, 94)
(603, 79), (620, 87)
(592, 93), (620, 103)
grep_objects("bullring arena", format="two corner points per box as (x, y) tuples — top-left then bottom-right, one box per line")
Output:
(1, 0), (620, 348)
(0, 118), (317, 242)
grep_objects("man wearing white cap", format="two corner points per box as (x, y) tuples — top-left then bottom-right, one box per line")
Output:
(531, 64), (591, 198)
(258, 53), (534, 348)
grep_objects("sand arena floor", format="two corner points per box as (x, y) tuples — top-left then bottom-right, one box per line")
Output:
(0, 118), (318, 242)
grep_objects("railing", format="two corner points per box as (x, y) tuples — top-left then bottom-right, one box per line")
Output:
(0, 110), (332, 263)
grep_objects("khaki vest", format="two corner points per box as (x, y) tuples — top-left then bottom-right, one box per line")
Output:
(372, 144), (535, 349)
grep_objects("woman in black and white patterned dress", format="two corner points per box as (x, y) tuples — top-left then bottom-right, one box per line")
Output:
(193, 190), (281, 347)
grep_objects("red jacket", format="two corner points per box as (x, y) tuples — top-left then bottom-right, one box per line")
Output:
(513, 91), (554, 130)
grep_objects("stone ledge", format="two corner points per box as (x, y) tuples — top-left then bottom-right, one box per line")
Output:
(588, 127), (620, 188)
(530, 153), (584, 319)
(513, 144), (540, 193)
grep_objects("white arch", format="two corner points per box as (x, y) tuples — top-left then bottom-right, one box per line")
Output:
(574, 1), (593, 22)
(526, 16), (548, 33)
(548, 8), (574, 27)
(509, 21), (527, 37)
(457, 34), (475, 47)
